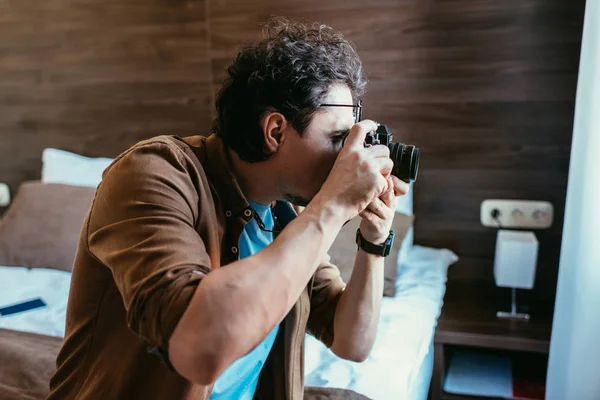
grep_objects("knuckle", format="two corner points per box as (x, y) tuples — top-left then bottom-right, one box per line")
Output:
(380, 145), (391, 157)
(370, 167), (381, 180)
(381, 176), (389, 188)
(359, 156), (371, 170)
(351, 149), (363, 162)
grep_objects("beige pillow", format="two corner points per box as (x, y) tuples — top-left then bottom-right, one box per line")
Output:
(0, 182), (96, 271)
(328, 212), (414, 297)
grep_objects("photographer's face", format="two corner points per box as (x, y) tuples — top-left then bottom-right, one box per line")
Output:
(278, 84), (356, 206)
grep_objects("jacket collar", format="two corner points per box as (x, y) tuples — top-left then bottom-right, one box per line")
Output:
(189, 134), (298, 226)
(201, 134), (251, 219)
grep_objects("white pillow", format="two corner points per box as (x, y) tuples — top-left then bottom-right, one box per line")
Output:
(395, 182), (413, 216)
(396, 182), (414, 264)
(42, 148), (114, 188)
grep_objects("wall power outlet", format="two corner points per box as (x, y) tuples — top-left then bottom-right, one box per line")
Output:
(481, 199), (553, 229)
(0, 183), (11, 207)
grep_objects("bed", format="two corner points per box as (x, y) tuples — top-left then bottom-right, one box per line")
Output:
(0, 148), (457, 400)
(0, 257), (455, 400)
(305, 245), (456, 399)
(0, 246), (454, 400)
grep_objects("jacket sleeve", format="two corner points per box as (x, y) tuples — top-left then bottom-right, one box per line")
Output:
(86, 140), (211, 350)
(306, 254), (346, 348)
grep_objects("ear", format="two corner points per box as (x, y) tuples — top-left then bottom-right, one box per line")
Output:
(261, 112), (288, 154)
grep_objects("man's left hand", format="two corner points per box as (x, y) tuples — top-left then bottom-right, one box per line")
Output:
(358, 176), (410, 244)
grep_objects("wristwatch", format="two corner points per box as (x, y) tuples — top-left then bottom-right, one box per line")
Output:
(355, 229), (395, 257)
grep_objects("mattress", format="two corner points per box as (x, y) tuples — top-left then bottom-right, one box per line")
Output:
(304, 245), (456, 400)
(0, 244), (456, 400)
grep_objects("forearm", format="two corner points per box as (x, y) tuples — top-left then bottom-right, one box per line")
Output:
(330, 249), (384, 362)
(169, 197), (346, 383)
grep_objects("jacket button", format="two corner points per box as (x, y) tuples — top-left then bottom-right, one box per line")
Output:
(244, 209), (252, 217)
(225, 211), (232, 217)
(231, 246), (238, 254)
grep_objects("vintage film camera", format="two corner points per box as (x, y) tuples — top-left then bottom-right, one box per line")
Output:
(365, 124), (419, 184)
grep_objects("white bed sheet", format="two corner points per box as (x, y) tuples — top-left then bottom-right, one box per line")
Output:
(0, 266), (71, 337)
(0, 245), (457, 400)
(304, 245), (458, 400)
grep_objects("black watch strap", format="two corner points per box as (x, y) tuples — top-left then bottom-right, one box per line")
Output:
(355, 229), (395, 257)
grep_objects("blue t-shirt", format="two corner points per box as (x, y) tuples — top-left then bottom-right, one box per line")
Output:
(209, 200), (279, 400)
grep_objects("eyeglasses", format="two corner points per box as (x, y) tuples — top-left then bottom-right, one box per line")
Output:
(318, 99), (362, 124)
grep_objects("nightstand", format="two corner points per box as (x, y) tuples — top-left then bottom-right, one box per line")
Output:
(429, 281), (552, 400)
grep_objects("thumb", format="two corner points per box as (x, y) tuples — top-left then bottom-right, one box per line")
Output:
(344, 120), (378, 149)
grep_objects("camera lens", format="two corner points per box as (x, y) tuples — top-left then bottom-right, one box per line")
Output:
(390, 142), (420, 183)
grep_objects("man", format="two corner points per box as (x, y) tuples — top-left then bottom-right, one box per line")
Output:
(49, 17), (409, 400)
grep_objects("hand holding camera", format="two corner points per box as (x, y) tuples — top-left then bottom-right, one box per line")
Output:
(317, 120), (395, 223)
(316, 118), (419, 243)
(356, 122), (418, 243)
(363, 124), (419, 185)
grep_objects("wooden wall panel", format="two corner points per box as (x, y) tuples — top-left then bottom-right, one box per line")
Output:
(0, 0), (213, 191)
(208, 0), (585, 297)
(0, 0), (585, 299)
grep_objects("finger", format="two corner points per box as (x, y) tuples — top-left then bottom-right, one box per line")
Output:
(374, 174), (389, 197)
(390, 175), (410, 197)
(359, 208), (377, 223)
(366, 197), (388, 220)
(364, 144), (390, 158)
(373, 157), (394, 178)
(344, 119), (378, 149)
(381, 179), (395, 208)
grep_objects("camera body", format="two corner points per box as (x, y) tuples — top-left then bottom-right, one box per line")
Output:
(366, 125), (420, 184)
(365, 125), (394, 147)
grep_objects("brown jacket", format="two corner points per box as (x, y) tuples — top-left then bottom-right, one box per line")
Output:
(48, 134), (345, 400)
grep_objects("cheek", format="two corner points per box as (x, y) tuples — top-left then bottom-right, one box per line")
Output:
(286, 138), (339, 192)
(308, 149), (339, 184)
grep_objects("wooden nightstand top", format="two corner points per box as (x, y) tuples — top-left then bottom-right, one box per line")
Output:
(435, 282), (553, 354)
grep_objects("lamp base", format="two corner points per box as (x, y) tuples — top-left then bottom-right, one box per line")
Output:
(496, 287), (530, 322)
(496, 310), (530, 321)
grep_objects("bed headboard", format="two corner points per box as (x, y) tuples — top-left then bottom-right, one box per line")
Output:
(1, 0), (585, 298)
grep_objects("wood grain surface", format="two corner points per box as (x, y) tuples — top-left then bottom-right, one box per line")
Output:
(0, 0), (214, 191)
(0, 0), (586, 300)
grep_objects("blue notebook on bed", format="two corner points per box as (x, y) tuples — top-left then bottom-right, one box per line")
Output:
(0, 298), (47, 317)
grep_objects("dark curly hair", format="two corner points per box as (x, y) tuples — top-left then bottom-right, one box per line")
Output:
(212, 17), (367, 162)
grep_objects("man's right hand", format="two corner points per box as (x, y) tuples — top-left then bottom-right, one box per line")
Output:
(314, 119), (394, 223)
